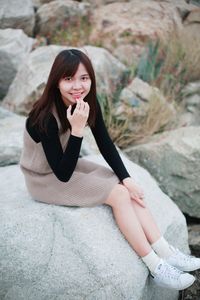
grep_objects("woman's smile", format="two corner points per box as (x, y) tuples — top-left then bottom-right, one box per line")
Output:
(58, 63), (91, 106)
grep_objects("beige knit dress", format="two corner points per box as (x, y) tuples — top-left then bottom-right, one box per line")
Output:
(20, 110), (119, 207)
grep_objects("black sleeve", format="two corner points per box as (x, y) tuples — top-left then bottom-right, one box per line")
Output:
(27, 114), (83, 182)
(91, 101), (131, 181)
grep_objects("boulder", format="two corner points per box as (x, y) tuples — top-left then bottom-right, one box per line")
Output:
(0, 0), (35, 36)
(32, 0), (54, 8)
(2, 45), (66, 115)
(183, 7), (200, 39)
(35, 0), (91, 37)
(115, 77), (176, 140)
(184, 7), (200, 24)
(159, 0), (197, 18)
(179, 81), (200, 126)
(89, 0), (183, 64)
(125, 126), (200, 218)
(0, 107), (25, 166)
(0, 153), (189, 300)
(176, 81), (200, 127)
(2, 45), (127, 115)
(188, 224), (200, 256)
(0, 29), (35, 99)
(81, 0), (129, 7)
(182, 81), (200, 96)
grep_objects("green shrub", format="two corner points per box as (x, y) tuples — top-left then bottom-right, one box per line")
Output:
(135, 31), (200, 101)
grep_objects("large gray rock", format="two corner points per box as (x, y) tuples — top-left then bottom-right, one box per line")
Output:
(125, 126), (200, 218)
(188, 224), (200, 255)
(2, 45), (127, 115)
(178, 81), (200, 126)
(32, 0), (54, 8)
(0, 107), (25, 166)
(0, 29), (35, 99)
(0, 0), (35, 36)
(118, 77), (176, 132)
(0, 154), (188, 299)
(89, 0), (184, 64)
(183, 7), (200, 41)
(2, 45), (66, 114)
(35, 0), (90, 36)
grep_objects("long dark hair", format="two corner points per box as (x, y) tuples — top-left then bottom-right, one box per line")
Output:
(29, 49), (97, 133)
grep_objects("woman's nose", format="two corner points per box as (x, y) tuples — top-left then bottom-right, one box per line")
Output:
(73, 80), (82, 89)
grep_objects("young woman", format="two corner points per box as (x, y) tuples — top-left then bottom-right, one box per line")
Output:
(20, 49), (200, 291)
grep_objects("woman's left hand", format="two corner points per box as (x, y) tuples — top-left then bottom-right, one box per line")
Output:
(122, 177), (146, 208)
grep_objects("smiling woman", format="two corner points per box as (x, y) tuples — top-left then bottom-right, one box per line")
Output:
(20, 49), (200, 292)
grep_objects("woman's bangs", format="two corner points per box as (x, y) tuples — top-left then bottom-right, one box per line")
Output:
(61, 57), (80, 78)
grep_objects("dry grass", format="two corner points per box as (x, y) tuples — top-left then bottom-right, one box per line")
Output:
(150, 30), (200, 102)
(99, 93), (175, 149)
(48, 16), (92, 47)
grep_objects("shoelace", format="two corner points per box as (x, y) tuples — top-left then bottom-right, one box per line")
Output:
(171, 247), (195, 262)
(155, 262), (183, 281)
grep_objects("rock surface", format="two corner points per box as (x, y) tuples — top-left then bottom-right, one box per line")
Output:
(125, 126), (200, 218)
(2, 45), (127, 115)
(179, 81), (200, 126)
(0, 0), (35, 36)
(2, 45), (66, 114)
(114, 77), (176, 142)
(119, 77), (175, 121)
(183, 7), (200, 40)
(35, 0), (91, 36)
(188, 224), (200, 254)
(0, 107), (25, 166)
(0, 28), (34, 99)
(0, 154), (188, 300)
(89, 0), (183, 64)
(32, 0), (54, 8)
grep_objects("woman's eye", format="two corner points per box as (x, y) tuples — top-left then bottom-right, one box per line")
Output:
(82, 76), (89, 81)
(64, 77), (72, 81)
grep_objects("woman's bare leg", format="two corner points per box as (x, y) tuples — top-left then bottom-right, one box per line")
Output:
(104, 184), (152, 257)
(131, 200), (161, 245)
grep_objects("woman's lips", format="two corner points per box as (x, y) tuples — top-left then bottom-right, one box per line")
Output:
(70, 92), (84, 99)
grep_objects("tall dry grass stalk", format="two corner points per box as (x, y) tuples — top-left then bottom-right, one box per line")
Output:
(99, 93), (175, 149)
(155, 31), (200, 101)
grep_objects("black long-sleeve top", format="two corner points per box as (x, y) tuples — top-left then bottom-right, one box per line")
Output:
(26, 101), (131, 182)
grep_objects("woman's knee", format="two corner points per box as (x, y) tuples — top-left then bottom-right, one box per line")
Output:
(104, 184), (131, 207)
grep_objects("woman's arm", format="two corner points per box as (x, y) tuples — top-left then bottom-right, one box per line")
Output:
(27, 114), (83, 182)
(91, 100), (131, 181)
(91, 100), (145, 207)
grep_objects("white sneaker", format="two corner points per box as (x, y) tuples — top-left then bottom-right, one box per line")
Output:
(151, 259), (195, 290)
(166, 246), (200, 272)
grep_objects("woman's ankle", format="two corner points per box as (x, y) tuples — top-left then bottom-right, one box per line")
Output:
(151, 236), (173, 258)
(141, 250), (161, 273)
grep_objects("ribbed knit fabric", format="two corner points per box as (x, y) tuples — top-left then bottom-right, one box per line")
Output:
(151, 237), (174, 258)
(142, 250), (161, 273)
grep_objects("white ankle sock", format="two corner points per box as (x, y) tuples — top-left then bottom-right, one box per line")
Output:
(141, 250), (161, 273)
(151, 236), (173, 258)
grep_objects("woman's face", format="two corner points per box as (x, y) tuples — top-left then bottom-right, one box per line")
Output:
(58, 63), (92, 106)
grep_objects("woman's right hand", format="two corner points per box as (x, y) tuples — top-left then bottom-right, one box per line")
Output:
(67, 99), (90, 137)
